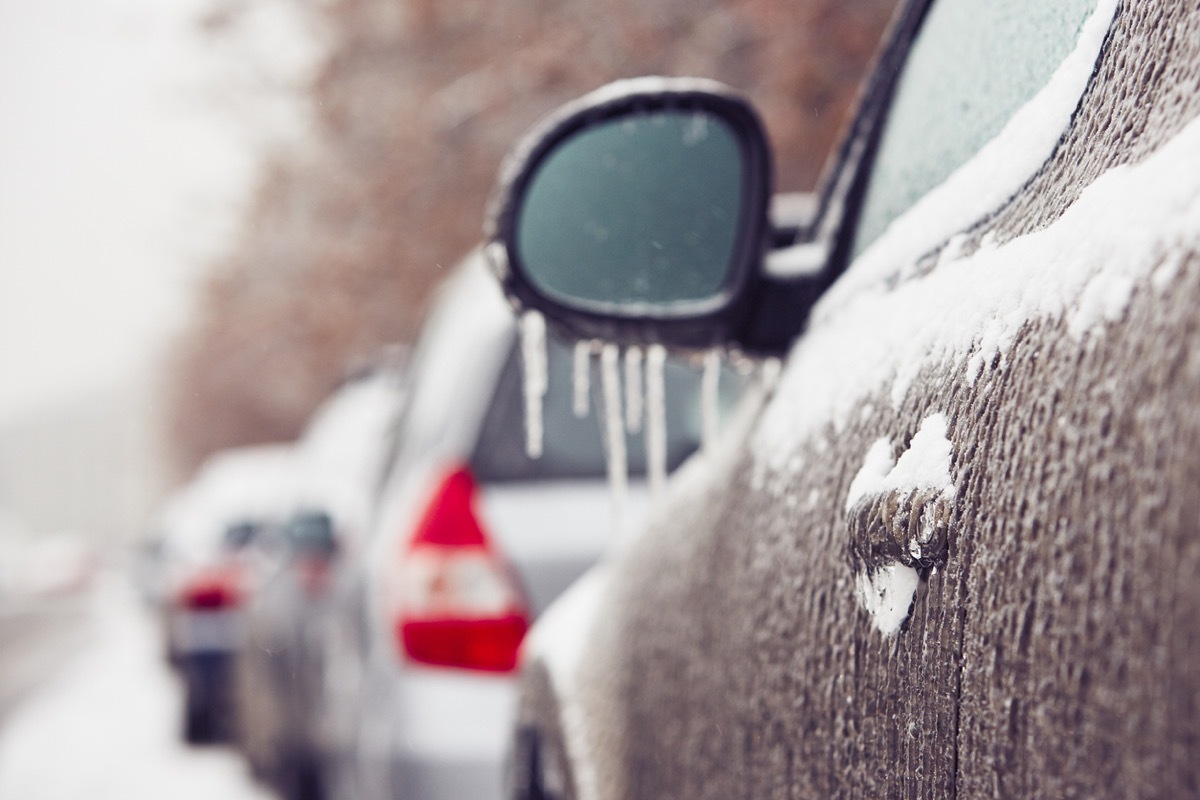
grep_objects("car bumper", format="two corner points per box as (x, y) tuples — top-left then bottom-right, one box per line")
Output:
(167, 608), (244, 656)
(385, 666), (517, 800)
(393, 752), (504, 799)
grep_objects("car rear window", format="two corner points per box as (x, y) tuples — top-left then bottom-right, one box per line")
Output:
(470, 337), (728, 482)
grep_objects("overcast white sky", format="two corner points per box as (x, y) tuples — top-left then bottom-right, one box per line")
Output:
(0, 0), (315, 425)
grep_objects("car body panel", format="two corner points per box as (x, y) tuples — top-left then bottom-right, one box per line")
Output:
(514, 1), (1200, 797)
(478, 481), (648, 616)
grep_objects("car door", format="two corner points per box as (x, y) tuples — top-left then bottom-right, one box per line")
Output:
(516, 0), (1200, 798)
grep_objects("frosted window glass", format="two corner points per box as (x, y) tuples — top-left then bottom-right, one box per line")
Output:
(852, 0), (1098, 255)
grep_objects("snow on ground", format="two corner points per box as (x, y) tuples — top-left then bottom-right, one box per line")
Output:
(0, 576), (275, 800)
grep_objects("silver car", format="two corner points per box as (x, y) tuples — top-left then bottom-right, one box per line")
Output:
(315, 252), (735, 800)
(155, 444), (298, 743)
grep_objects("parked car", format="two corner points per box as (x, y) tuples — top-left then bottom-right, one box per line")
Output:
(312, 251), (740, 800)
(485, 0), (1200, 797)
(238, 508), (340, 797)
(235, 365), (405, 799)
(155, 444), (298, 742)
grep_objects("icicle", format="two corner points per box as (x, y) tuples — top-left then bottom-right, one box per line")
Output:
(520, 311), (547, 459)
(600, 344), (627, 530)
(760, 357), (783, 390)
(701, 349), (721, 454)
(624, 346), (643, 434)
(644, 344), (668, 501)
(572, 340), (591, 418)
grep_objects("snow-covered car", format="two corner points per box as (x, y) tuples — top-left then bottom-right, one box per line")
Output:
(156, 444), (299, 743)
(235, 365), (404, 799)
(484, 0), (1200, 797)
(314, 251), (737, 800)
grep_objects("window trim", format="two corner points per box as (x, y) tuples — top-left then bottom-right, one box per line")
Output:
(738, 0), (935, 351)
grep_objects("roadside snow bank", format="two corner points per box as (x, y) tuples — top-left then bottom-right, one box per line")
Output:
(0, 578), (272, 800)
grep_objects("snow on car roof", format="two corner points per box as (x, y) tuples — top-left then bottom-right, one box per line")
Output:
(294, 372), (405, 519)
(159, 444), (299, 557)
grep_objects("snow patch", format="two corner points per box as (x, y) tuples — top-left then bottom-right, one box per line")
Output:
(765, 240), (828, 278)
(844, 439), (896, 512)
(756, 106), (1200, 470)
(1151, 251), (1185, 294)
(820, 0), (1118, 310)
(855, 563), (920, 637)
(844, 414), (955, 513)
(845, 414), (955, 636)
(0, 580), (273, 800)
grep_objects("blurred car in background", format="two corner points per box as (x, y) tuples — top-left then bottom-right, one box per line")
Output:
(483, 0), (1200, 797)
(238, 508), (340, 798)
(311, 251), (740, 800)
(235, 364), (405, 799)
(154, 444), (299, 743)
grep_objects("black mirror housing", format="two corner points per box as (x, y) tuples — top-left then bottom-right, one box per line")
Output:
(485, 78), (773, 350)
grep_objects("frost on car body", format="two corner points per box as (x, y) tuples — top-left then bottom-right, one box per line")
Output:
(504, 0), (1200, 798)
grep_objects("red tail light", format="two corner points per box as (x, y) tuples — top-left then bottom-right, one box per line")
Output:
(390, 466), (530, 673)
(296, 556), (332, 597)
(178, 564), (242, 610)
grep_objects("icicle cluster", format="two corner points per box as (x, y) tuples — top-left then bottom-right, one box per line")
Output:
(517, 321), (726, 531)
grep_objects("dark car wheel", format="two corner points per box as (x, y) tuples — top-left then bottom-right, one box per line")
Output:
(278, 749), (325, 800)
(510, 662), (575, 800)
(181, 653), (233, 744)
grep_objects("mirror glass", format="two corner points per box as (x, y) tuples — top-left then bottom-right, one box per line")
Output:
(516, 109), (745, 311)
(285, 511), (336, 558)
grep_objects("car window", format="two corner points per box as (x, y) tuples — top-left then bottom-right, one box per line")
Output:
(386, 261), (514, 464)
(851, 0), (1099, 255)
(471, 337), (739, 482)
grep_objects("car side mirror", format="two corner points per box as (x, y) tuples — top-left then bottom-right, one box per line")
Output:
(486, 78), (774, 350)
(285, 511), (338, 560)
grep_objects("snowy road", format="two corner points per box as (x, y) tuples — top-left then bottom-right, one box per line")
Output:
(0, 595), (91, 725)
(0, 576), (276, 800)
